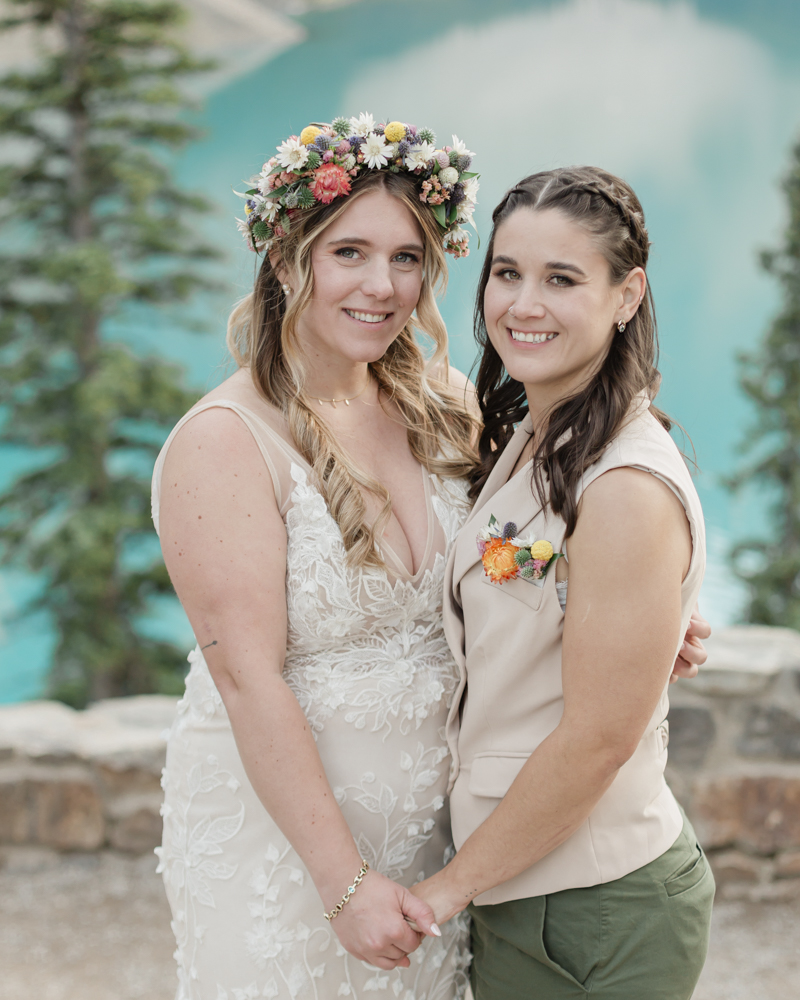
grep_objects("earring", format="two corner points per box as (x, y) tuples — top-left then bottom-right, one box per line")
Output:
(617, 320), (626, 333)
(282, 283), (292, 295)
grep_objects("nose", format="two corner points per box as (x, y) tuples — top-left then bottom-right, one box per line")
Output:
(360, 256), (395, 301)
(509, 280), (546, 320)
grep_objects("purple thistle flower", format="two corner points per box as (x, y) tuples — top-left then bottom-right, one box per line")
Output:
(502, 521), (517, 540)
(457, 154), (472, 172)
(397, 139), (411, 157)
(348, 135), (366, 149)
(450, 183), (465, 205)
(374, 123), (385, 135)
(312, 134), (331, 152)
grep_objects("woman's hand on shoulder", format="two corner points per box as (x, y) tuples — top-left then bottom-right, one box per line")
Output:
(671, 604), (711, 683)
(331, 870), (441, 970)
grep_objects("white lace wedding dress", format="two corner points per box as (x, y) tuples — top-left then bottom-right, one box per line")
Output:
(151, 399), (472, 1000)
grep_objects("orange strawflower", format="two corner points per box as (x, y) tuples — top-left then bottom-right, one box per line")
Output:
(481, 538), (519, 583)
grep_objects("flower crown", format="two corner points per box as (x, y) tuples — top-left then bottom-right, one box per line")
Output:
(235, 113), (479, 258)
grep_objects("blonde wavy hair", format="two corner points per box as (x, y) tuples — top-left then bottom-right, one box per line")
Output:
(227, 170), (479, 568)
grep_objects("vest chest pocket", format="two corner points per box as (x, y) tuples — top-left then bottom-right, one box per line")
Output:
(481, 571), (544, 610)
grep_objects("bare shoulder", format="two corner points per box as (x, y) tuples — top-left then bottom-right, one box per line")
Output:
(433, 363), (478, 414)
(163, 404), (276, 504)
(580, 467), (684, 523)
(575, 467), (691, 572)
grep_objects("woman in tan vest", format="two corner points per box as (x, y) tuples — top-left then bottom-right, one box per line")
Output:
(410, 167), (715, 998)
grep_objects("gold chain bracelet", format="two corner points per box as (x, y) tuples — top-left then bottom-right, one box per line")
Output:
(323, 860), (370, 921)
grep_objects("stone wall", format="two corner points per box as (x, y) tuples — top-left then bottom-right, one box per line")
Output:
(0, 696), (177, 854)
(667, 625), (800, 898)
(2, 625), (800, 899)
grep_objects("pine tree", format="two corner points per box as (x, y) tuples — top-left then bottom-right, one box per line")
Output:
(733, 135), (800, 628)
(0, 0), (218, 705)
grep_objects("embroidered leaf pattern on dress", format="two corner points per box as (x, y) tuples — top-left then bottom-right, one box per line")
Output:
(156, 440), (472, 999)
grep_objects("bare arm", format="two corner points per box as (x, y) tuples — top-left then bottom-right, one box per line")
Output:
(411, 467), (693, 919)
(159, 408), (437, 967)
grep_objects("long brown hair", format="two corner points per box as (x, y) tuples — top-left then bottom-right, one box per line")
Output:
(227, 169), (478, 568)
(469, 165), (670, 535)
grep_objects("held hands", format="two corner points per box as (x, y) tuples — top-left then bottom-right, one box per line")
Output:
(670, 604), (711, 684)
(408, 872), (466, 930)
(327, 869), (441, 970)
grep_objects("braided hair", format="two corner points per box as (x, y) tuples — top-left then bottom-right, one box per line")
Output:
(469, 166), (671, 536)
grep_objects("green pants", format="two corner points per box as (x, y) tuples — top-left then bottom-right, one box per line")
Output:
(469, 817), (715, 999)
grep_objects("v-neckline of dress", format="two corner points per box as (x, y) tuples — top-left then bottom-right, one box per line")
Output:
(240, 404), (437, 584)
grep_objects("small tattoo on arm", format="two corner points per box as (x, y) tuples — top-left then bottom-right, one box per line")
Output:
(201, 640), (218, 651)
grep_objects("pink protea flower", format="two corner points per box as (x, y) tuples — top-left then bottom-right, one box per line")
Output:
(323, 150), (334, 163)
(336, 140), (351, 155)
(311, 162), (352, 204)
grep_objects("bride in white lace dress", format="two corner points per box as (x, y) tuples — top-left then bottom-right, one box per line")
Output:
(151, 120), (480, 1000)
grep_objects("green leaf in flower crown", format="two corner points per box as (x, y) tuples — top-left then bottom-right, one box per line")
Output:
(488, 515), (499, 526)
(432, 203), (447, 228)
(245, 188), (257, 195)
(281, 211), (291, 234)
(447, 202), (459, 225)
(271, 185), (288, 198)
(459, 171), (478, 180)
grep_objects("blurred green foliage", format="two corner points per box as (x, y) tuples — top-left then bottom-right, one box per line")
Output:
(0, 0), (218, 705)
(733, 134), (800, 628)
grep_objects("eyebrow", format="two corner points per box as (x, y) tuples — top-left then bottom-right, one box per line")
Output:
(326, 237), (424, 253)
(491, 254), (588, 278)
(546, 260), (587, 277)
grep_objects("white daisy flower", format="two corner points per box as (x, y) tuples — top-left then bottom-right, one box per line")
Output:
(362, 132), (390, 169)
(445, 227), (469, 247)
(451, 134), (475, 158)
(275, 136), (308, 171)
(253, 196), (279, 222)
(458, 201), (476, 227)
(511, 533), (536, 548)
(404, 141), (436, 171)
(349, 112), (376, 137)
(463, 175), (480, 204)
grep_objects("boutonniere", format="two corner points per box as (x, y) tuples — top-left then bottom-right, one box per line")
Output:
(476, 515), (562, 587)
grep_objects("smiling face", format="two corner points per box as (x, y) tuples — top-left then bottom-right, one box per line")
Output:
(483, 207), (645, 413)
(292, 187), (425, 367)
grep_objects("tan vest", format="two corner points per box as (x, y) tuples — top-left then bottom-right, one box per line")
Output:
(442, 397), (706, 905)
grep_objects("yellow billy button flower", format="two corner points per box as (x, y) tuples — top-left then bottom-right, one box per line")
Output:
(384, 121), (406, 143)
(300, 125), (322, 146)
(530, 540), (554, 562)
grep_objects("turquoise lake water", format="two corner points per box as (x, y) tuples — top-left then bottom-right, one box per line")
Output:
(3, 0), (800, 701)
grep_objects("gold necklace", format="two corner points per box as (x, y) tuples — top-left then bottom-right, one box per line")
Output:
(312, 377), (371, 409)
